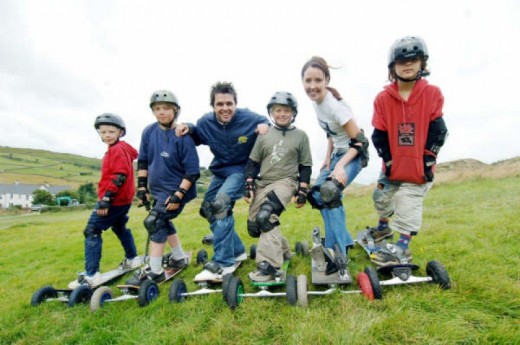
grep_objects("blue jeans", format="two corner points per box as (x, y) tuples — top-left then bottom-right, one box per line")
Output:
(311, 154), (362, 255)
(204, 173), (246, 267)
(84, 205), (137, 276)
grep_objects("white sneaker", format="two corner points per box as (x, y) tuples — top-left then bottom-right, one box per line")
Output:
(221, 265), (237, 275)
(194, 269), (220, 281)
(235, 252), (247, 262)
(121, 256), (142, 269)
(68, 272), (86, 290)
(84, 272), (104, 287)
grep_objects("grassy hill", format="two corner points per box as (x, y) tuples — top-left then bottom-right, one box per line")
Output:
(0, 146), (102, 189)
(0, 150), (518, 344)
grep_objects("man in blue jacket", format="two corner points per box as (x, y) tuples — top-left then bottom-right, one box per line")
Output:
(177, 81), (269, 280)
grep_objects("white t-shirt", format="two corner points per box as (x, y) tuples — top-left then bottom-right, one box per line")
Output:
(312, 91), (355, 150)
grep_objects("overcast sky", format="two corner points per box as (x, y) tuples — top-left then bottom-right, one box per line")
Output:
(1, 0), (519, 184)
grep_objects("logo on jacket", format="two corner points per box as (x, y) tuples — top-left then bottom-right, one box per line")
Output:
(398, 123), (415, 146)
(238, 136), (248, 144)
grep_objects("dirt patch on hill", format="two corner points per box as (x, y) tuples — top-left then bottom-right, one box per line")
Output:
(345, 156), (520, 196)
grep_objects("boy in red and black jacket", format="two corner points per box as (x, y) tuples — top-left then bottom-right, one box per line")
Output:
(368, 36), (448, 266)
(69, 113), (141, 288)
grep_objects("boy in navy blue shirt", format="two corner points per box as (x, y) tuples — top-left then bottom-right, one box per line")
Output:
(127, 90), (200, 284)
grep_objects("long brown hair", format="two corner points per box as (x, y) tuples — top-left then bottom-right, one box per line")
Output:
(301, 56), (343, 101)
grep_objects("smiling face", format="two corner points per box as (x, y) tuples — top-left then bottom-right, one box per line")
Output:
(151, 102), (177, 127)
(302, 66), (329, 104)
(212, 93), (236, 124)
(97, 124), (123, 145)
(270, 104), (294, 127)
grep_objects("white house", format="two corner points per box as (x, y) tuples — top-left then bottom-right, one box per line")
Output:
(0, 183), (71, 208)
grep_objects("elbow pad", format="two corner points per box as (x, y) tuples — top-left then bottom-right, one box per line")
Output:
(137, 160), (148, 170)
(372, 129), (392, 163)
(425, 117), (448, 156)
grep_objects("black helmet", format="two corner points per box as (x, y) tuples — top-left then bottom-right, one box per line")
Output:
(388, 36), (429, 67)
(149, 90), (181, 117)
(94, 113), (126, 136)
(267, 91), (298, 123)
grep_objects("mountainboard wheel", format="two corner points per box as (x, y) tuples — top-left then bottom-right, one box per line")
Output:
(297, 274), (308, 307)
(225, 276), (244, 310)
(169, 279), (187, 303)
(249, 244), (257, 260)
(222, 273), (234, 303)
(138, 279), (159, 306)
(426, 260), (451, 290)
(90, 286), (114, 311)
(31, 286), (58, 306)
(196, 249), (208, 265)
(356, 272), (374, 300)
(286, 275), (297, 306)
(68, 285), (92, 307)
(364, 266), (383, 300)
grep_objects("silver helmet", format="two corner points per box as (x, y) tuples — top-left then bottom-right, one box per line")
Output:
(94, 113), (126, 136)
(149, 90), (181, 117)
(267, 91), (298, 123)
(388, 36), (429, 67)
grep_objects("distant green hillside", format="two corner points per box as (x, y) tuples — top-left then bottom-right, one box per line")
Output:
(0, 146), (212, 190)
(0, 146), (102, 188)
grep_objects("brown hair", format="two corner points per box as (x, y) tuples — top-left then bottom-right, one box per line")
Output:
(301, 56), (343, 100)
(210, 81), (238, 106)
(388, 58), (429, 82)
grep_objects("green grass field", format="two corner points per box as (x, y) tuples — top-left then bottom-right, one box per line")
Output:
(1, 176), (519, 344)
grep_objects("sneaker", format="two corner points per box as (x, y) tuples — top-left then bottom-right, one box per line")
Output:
(163, 253), (188, 270)
(68, 272), (103, 289)
(68, 273), (86, 289)
(125, 266), (165, 285)
(121, 256), (142, 270)
(248, 261), (283, 282)
(84, 272), (104, 287)
(366, 226), (393, 242)
(370, 243), (412, 267)
(235, 252), (248, 262)
(194, 261), (223, 281)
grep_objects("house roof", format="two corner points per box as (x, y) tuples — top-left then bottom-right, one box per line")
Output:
(0, 183), (71, 195)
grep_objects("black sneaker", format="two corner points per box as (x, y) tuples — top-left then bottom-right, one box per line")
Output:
(125, 266), (165, 285)
(163, 254), (188, 270)
(370, 244), (412, 267)
(366, 226), (393, 242)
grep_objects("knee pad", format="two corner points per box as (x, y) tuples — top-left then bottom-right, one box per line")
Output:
(83, 225), (101, 239)
(199, 201), (212, 221)
(307, 186), (323, 210)
(256, 191), (285, 232)
(211, 194), (232, 220)
(143, 210), (159, 235)
(320, 179), (343, 209)
(247, 220), (261, 238)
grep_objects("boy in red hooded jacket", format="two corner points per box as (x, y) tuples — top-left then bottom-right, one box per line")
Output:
(368, 36), (448, 266)
(69, 113), (141, 288)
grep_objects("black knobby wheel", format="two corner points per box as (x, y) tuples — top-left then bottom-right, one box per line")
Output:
(138, 279), (159, 306)
(68, 285), (92, 307)
(31, 286), (58, 306)
(196, 249), (209, 265)
(169, 279), (187, 303)
(286, 275), (298, 306)
(225, 276), (244, 310)
(222, 274), (234, 303)
(295, 242), (304, 256)
(426, 260), (451, 290)
(249, 244), (257, 260)
(364, 266), (383, 300)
